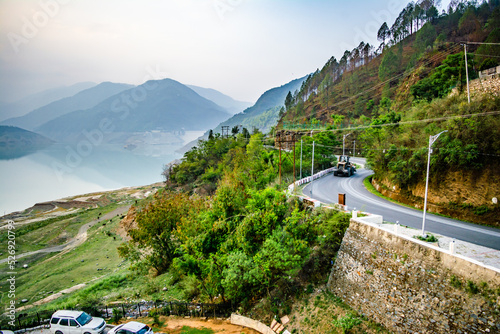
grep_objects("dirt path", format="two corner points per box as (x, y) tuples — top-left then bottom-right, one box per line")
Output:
(0, 205), (131, 264)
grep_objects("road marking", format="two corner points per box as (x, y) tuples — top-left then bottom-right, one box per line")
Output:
(341, 171), (500, 238)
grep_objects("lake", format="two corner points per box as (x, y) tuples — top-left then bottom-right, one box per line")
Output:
(0, 131), (203, 215)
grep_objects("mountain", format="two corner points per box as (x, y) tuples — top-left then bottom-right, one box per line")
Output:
(279, 2), (500, 225)
(0, 82), (96, 122)
(1, 82), (134, 131)
(208, 76), (306, 135)
(178, 76), (307, 153)
(36, 79), (231, 142)
(0, 126), (54, 159)
(187, 85), (253, 115)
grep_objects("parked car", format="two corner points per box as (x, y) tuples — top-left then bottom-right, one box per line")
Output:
(49, 310), (106, 334)
(108, 321), (153, 334)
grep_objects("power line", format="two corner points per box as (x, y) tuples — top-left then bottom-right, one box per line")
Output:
(308, 44), (463, 121)
(462, 41), (500, 46)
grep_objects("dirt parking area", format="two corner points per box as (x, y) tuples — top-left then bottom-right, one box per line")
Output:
(23, 317), (260, 334)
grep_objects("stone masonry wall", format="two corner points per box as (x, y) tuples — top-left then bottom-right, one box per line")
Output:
(327, 219), (500, 333)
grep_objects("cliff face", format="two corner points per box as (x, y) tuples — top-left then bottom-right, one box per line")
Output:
(373, 163), (500, 227)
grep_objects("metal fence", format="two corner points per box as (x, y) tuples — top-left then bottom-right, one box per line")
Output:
(0, 300), (234, 331)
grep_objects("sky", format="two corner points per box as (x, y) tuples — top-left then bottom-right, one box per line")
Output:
(0, 0), (452, 104)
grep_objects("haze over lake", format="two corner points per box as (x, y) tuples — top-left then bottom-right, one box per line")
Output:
(0, 131), (203, 215)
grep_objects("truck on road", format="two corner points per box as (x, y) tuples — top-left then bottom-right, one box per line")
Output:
(333, 155), (356, 177)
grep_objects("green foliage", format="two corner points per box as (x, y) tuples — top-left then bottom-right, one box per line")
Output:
(411, 52), (473, 101)
(294, 131), (339, 174)
(466, 280), (479, 294)
(378, 49), (401, 82)
(332, 313), (362, 333)
(119, 131), (351, 308)
(476, 28), (500, 69)
(362, 94), (500, 190)
(179, 327), (214, 334)
(416, 234), (438, 242)
(450, 275), (463, 289)
(414, 22), (437, 53)
(111, 308), (122, 324)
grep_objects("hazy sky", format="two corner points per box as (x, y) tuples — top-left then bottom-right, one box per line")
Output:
(0, 0), (452, 103)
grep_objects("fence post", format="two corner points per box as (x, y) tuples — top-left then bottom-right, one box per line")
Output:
(105, 305), (109, 318)
(137, 303), (141, 318)
(122, 304), (126, 318)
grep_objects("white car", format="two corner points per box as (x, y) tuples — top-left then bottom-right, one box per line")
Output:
(49, 310), (106, 334)
(108, 321), (153, 334)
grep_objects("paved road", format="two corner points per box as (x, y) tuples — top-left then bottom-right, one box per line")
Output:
(303, 163), (500, 250)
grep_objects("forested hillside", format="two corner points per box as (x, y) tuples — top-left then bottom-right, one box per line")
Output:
(279, 0), (500, 225)
(118, 133), (352, 320)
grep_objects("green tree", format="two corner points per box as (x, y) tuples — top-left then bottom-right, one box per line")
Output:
(411, 52), (474, 101)
(284, 91), (293, 111)
(415, 22), (437, 53)
(122, 192), (203, 274)
(377, 22), (390, 47)
(378, 49), (400, 81)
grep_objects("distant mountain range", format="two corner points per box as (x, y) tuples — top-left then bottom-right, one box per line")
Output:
(187, 85), (252, 115)
(0, 126), (53, 159)
(0, 82), (96, 122)
(217, 76), (307, 133)
(1, 82), (133, 131)
(36, 79), (232, 142)
(178, 76), (307, 153)
(1, 76), (307, 149)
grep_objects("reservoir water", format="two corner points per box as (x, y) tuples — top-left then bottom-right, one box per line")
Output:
(0, 131), (203, 215)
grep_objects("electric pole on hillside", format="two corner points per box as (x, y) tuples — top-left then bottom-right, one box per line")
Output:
(276, 130), (297, 187)
(463, 43), (471, 104)
(221, 126), (230, 138)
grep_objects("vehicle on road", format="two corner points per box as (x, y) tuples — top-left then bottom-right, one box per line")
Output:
(333, 155), (356, 177)
(49, 310), (106, 334)
(107, 321), (153, 334)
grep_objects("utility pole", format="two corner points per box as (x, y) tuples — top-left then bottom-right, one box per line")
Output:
(343, 133), (351, 156)
(464, 44), (470, 104)
(300, 139), (303, 179)
(353, 140), (356, 157)
(279, 139), (282, 185)
(293, 137), (296, 190)
(311, 141), (315, 195)
(422, 130), (448, 237)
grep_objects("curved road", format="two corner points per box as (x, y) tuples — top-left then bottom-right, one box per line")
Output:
(303, 160), (500, 250)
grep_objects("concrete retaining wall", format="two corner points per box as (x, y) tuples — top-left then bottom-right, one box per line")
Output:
(230, 314), (275, 334)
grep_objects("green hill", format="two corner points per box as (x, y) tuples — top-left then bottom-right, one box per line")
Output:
(36, 79), (231, 142)
(1, 82), (133, 131)
(0, 126), (53, 159)
(279, 1), (500, 226)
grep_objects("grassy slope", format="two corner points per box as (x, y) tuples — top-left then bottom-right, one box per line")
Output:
(0, 208), (126, 309)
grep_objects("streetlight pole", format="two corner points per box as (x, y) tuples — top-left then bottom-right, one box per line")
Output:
(300, 139), (303, 179)
(422, 130), (448, 237)
(343, 133), (351, 156)
(464, 44), (471, 104)
(311, 141), (315, 195)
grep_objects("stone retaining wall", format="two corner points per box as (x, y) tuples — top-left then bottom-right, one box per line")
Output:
(327, 218), (500, 333)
